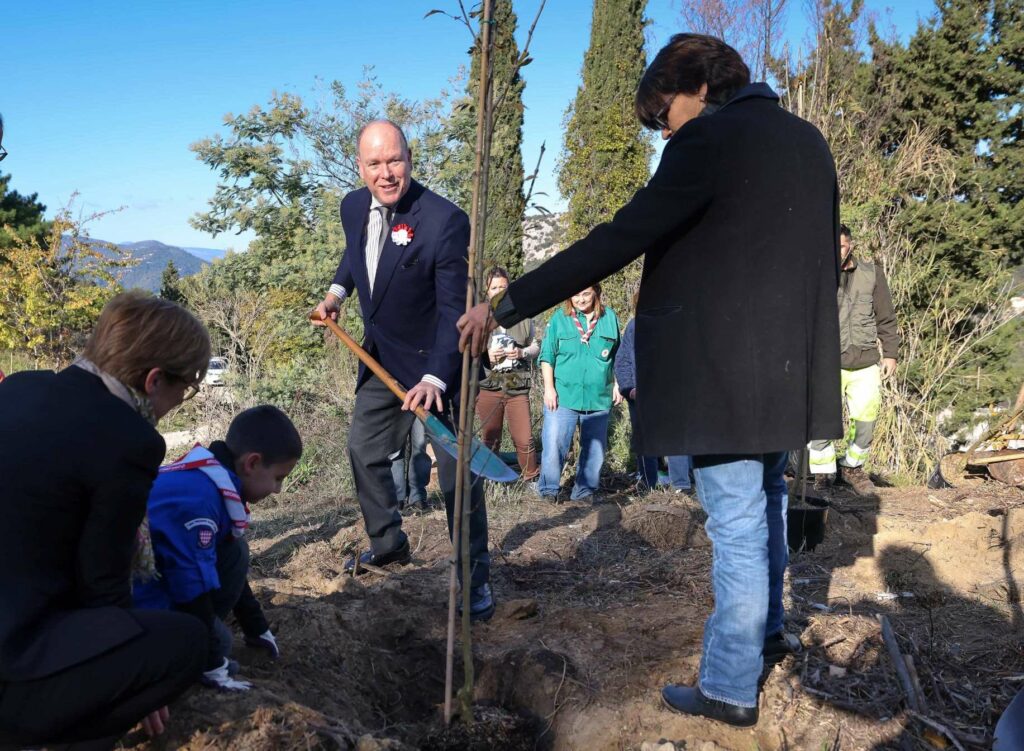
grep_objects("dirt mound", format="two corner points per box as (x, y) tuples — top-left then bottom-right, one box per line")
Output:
(125, 483), (1024, 750)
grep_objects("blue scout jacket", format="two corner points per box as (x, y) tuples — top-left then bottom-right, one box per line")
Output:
(133, 446), (240, 609)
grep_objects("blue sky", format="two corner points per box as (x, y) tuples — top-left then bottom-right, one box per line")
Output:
(2, 0), (936, 251)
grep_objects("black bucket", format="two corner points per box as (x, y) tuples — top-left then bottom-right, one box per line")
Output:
(787, 496), (829, 552)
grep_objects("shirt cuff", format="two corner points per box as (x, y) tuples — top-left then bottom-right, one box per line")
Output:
(421, 374), (447, 393)
(493, 289), (523, 328)
(328, 284), (348, 301)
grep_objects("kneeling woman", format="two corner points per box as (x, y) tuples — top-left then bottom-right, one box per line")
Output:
(537, 285), (622, 501)
(0, 291), (211, 749)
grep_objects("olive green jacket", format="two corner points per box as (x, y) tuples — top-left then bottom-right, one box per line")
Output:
(838, 255), (899, 370)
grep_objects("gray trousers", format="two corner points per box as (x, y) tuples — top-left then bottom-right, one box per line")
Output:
(348, 375), (490, 588)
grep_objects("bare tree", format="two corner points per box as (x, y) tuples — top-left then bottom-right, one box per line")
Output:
(676, 0), (788, 81)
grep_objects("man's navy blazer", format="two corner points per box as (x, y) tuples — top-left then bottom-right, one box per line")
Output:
(331, 180), (469, 395)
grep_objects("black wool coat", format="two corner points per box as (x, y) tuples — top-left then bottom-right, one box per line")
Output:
(501, 84), (842, 456)
(0, 367), (166, 681)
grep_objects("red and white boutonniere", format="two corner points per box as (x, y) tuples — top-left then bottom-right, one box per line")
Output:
(391, 223), (414, 246)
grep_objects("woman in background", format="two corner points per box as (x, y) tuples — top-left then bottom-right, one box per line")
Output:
(475, 266), (540, 482)
(536, 284), (621, 501)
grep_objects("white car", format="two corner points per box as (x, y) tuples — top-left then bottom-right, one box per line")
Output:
(204, 357), (228, 386)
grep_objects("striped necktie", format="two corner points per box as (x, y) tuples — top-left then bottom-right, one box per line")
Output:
(366, 205), (390, 295)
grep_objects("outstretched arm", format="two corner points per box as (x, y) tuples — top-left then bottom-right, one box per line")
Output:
(459, 120), (716, 353)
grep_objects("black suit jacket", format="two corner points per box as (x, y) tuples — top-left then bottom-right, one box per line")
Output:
(0, 367), (165, 681)
(331, 180), (470, 395)
(501, 84), (843, 456)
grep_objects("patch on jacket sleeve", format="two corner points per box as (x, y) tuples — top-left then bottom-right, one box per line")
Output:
(184, 517), (219, 549)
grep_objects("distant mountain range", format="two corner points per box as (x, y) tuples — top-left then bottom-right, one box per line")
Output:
(116, 241), (207, 291)
(183, 247), (229, 263)
(62, 238), (231, 292)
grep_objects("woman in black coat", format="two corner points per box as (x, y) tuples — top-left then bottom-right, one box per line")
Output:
(0, 291), (211, 748)
(460, 35), (842, 727)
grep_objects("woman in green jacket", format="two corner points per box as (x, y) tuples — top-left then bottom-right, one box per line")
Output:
(536, 284), (621, 501)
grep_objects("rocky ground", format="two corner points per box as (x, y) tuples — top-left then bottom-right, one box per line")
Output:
(123, 475), (1024, 750)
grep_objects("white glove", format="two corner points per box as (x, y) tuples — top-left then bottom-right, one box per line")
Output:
(244, 629), (280, 659)
(201, 658), (253, 692)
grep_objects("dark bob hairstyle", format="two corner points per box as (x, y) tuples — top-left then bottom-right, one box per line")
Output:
(635, 33), (750, 130)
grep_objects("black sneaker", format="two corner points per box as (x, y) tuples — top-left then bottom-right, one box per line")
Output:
(457, 582), (496, 622)
(401, 498), (429, 516)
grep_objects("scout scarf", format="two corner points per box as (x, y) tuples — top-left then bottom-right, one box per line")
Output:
(572, 310), (599, 345)
(161, 445), (250, 538)
(72, 357), (160, 582)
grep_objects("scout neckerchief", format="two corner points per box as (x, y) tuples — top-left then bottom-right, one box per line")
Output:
(161, 444), (250, 538)
(572, 309), (599, 345)
(72, 357), (160, 582)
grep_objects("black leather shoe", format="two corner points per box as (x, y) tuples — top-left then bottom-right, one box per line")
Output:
(763, 631), (801, 667)
(661, 684), (758, 727)
(344, 540), (411, 574)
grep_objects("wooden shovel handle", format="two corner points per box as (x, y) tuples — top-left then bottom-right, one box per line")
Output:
(311, 310), (431, 421)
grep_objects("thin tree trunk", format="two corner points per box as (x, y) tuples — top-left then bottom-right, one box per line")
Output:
(445, 0), (494, 726)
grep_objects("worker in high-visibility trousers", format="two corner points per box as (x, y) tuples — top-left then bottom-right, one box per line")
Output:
(809, 223), (900, 495)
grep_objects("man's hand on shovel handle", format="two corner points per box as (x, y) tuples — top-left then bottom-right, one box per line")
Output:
(403, 381), (443, 413)
(312, 296), (341, 326)
(458, 302), (498, 357)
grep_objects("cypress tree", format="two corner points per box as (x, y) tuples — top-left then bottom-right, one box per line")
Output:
(557, 0), (652, 316)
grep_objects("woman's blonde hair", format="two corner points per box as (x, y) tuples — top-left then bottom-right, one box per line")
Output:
(561, 283), (604, 318)
(83, 290), (211, 391)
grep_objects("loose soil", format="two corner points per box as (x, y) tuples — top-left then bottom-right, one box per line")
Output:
(124, 477), (1024, 750)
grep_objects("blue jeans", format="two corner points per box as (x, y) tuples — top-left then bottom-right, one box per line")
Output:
(539, 406), (610, 500)
(691, 451), (788, 707)
(390, 418), (430, 504)
(638, 454), (692, 491)
(627, 401), (692, 491)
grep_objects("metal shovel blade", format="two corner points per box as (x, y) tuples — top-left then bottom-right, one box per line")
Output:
(421, 412), (519, 483)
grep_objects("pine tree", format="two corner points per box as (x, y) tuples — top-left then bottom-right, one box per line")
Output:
(446, 0), (527, 277)
(875, 0), (1023, 278)
(0, 172), (49, 257)
(557, 0), (652, 316)
(870, 0), (1023, 418)
(983, 0), (1023, 266)
(160, 259), (183, 304)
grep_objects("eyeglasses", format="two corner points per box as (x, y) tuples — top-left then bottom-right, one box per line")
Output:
(0, 144), (7, 162)
(167, 371), (201, 401)
(653, 97), (674, 131)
